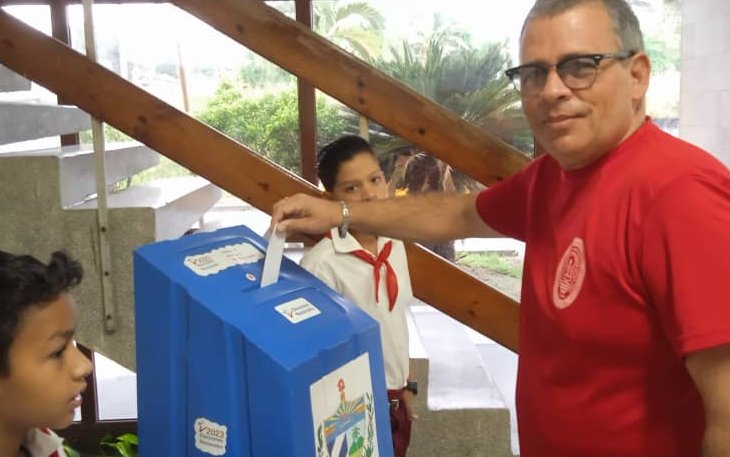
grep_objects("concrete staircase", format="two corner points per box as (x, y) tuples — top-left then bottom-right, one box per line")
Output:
(408, 303), (515, 457)
(0, 63), (30, 92)
(0, 66), (221, 370)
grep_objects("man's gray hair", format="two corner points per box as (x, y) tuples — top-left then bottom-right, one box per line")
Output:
(522, 0), (645, 52)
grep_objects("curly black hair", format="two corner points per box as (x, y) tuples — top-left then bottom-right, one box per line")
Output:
(0, 251), (83, 376)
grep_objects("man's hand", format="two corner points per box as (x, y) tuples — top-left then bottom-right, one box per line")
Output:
(271, 193), (341, 236)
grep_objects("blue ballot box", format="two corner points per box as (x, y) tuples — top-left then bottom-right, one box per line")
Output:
(134, 225), (394, 457)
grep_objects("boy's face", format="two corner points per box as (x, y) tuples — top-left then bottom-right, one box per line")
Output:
(331, 151), (388, 203)
(0, 293), (92, 431)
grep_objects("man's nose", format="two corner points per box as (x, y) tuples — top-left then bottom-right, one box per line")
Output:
(540, 68), (572, 100)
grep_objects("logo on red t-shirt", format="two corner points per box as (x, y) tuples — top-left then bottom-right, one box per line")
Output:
(552, 237), (586, 309)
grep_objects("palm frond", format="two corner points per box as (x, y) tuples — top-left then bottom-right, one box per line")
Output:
(313, 1), (385, 60)
(334, 2), (385, 31)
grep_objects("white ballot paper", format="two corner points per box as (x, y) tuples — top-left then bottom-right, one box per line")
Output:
(260, 225), (286, 287)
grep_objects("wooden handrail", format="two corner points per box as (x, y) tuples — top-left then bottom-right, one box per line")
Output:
(170, 0), (529, 187)
(0, 7), (519, 352)
(0, 0), (169, 4)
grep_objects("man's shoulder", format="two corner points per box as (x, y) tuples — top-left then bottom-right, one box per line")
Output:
(641, 122), (723, 165)
(627, 123), (729, 183)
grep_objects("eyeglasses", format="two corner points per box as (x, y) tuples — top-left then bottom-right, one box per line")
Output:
(505, 50), (637, 96)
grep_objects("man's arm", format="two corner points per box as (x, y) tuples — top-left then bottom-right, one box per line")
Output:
(271, 192), (501, 242)
(685, 344), (730, 457)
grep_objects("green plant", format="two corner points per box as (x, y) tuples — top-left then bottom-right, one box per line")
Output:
(79, 124), (133, 144)
(100, 433), (138, 457)
(645, 36), (680, 73)
(314, 1), (386, 61)
(63, 441), (81, 457)
(126, 156), (193, 188)
(457, 252), (523, 278)
(196, 86), (350, 175)
(372, 31), (528, 157)
(366, 28), (529, 260)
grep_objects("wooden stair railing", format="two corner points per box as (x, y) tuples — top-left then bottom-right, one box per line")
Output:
(171, 0), (528, 187)
(0, 6), (521, 352)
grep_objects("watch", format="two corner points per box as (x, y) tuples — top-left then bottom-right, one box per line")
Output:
(405, 380), (418, 396)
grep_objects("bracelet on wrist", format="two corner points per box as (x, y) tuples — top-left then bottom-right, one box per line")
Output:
(337, 200), (350, 238)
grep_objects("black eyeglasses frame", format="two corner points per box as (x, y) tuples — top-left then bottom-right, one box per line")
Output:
(504, 50), (638, 94)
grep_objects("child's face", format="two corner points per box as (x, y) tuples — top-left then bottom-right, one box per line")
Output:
(331, 151), (388, 203)
(0, 293), (92, 431)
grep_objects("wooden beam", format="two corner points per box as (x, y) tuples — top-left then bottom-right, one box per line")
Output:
(0, 0), (296, 3)
(0, 9), (313, 211)
(295, 0), (317, 185)
(0, 8), (519, 352)
(0, 0), (168, 4)
(50, 0), (80, 146)
(406, 245), (519, 351)
(77, 344), (98, 425)
(169, 0), (529, 187)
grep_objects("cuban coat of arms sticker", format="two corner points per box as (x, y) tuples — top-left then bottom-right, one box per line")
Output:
(310, 353), (378, 457)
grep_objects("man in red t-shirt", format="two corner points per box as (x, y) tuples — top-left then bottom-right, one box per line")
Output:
(271, 0), (730, 455)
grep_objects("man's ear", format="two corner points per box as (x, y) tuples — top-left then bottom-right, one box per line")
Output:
(630, 52), (651, 102)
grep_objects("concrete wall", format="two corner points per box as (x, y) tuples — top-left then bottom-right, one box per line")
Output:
(680, 0), (730, 165)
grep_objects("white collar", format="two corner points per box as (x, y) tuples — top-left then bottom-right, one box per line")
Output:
(327, 228), (393, 255)
(23, 428), (65, 457)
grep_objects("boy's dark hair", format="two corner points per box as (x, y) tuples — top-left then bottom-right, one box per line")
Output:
(0, 251), (83, 376)
(316, 135), (376, 192)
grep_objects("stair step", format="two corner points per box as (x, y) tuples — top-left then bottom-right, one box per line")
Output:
(73, 176), (222, 241)
(1, 142), (160, 207)
(409, 304), (515, 457)
(475, 343), (520, 456)
(0, 64), (30, 92)
(410, 303), (505, 410)
(0, 101), (90, 145)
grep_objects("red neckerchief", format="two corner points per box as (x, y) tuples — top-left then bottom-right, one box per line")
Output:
(325, 232), (398, 311)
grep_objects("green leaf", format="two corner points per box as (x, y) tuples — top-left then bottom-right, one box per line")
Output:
(63, 442), (81, 457)
(99, 433), (139, 457)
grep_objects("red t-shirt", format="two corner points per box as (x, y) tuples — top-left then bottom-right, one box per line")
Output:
(476, 121), (730, 457)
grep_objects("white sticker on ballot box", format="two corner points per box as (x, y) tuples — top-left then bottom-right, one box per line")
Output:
(275, 297), (321, 324)
(194, 417), (227, 456)
(184, 242), (263, 276)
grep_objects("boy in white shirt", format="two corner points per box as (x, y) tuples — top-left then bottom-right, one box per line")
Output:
(300, 135), (417, 457)
(0, 251), (93, 457)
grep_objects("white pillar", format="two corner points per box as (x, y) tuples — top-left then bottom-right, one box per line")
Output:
(679, 0), (730, 165)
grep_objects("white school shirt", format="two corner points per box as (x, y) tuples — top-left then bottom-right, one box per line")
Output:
(23, 428), (66, 457)
(300, 228), (412, 390)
